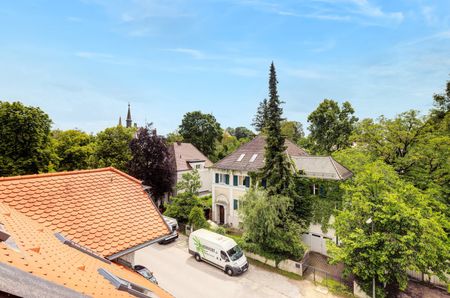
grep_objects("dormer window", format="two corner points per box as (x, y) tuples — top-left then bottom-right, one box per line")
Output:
(237, 154), (245, 162)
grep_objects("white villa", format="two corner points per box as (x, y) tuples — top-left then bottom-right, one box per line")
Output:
(171, 142), (213, 196)
(211, 135), (353, 255)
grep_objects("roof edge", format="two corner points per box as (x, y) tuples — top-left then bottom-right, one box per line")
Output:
(0, 167), (143, 185)
(106, 234), (170, 260)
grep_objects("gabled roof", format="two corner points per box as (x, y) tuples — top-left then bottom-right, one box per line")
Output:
(213, 135), (308, 172)
(0, 167), (170, 258)
(292, 156), (353, 180)
(171, 142), (213, 172)
(0, 201), (172, 298)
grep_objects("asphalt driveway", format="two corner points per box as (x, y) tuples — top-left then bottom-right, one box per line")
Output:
(134, 235), (302, 298)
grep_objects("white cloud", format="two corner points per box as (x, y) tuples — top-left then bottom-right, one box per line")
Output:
(165, 48), (206, 60)
(75, 51), (114, 59)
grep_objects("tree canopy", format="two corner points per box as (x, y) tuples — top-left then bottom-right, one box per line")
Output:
(179, 111), (222, 158)
(91, 126), (135, 171)
(307, 99), (358, 154)
(127, 126), (175, 202)
(328, 161), (450, 297)
(51, 129), (94, 171)
(0, 101), (55, 176)
(280, 120), (304, 143)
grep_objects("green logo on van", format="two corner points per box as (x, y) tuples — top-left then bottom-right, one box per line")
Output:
(193, 236), (206, 257)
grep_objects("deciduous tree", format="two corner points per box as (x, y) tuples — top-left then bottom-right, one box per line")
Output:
(91, 126), (135, 171)
(127, 125), (175, 203)
(179, 111), (222, 158)
(308, 99), (358, 154)
(52, 129), (94, 171)
(0, 101), (55, 176)
(328, 161), (450, 297)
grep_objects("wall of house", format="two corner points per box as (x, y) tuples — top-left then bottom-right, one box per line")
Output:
(175, 167), (212, 195)
(211, 169), (250, 227)
(302, 219), (337, 256)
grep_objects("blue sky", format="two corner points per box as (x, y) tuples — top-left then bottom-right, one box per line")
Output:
(1, 0), (449, 135)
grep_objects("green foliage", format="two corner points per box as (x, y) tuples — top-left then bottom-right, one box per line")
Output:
(318, 278), (353, 298)
(164, 169), (209, 223)
(176, 169), (201, 196)
(166, 130), (184, 144)
(252, 98), (268, 132)
(328, 161), (450, 297)
(51, 129), (94, 171)
(0, 101), (55, 176)
(232, 126), (255, 140)
(431, 80), (450, 120)
(281, 120), (304, 143)
(260, 63), (293, 197)
(332, 146), (379, 175)
(91, 126), (135, 171)
(164, 193), (199, 223)
(307, 99), (358, 154)
(189, 206), (209, 230)
(240, 189), (306, 260)
(179, 111), (222, 158)
(214, 226), (226, 235)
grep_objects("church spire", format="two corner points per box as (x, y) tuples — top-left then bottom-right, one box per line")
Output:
(126, 103), (132, 128)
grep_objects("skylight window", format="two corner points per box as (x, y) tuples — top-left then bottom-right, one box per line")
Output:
(249, 154), (258, 162)
(237, 154), (245, 162)
(98, 268), (157, 298)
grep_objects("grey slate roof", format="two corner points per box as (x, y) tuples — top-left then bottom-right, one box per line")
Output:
(171, 142), (213, 171)
(292, 156), (353, 180)
(213, 135), (308, 171)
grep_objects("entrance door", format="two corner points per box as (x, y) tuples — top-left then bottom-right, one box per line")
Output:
(218, 205), (225, 225)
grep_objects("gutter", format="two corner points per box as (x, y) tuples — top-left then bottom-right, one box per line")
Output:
(106, 234), (171, 260)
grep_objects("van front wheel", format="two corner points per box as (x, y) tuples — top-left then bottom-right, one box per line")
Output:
(195, 254), (202, 262)
(225, 267), (234, 276)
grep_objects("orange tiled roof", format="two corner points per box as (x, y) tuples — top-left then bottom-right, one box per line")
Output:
(0, 167), (170, 257)
(0, 201), (173, 298)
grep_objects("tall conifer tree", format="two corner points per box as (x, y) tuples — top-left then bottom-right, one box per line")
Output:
(260, 63), (293, 196)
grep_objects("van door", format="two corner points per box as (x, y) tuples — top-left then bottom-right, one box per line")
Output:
(219, 250), (230, 269)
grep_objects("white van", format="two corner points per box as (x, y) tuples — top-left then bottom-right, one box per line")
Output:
(188, 229), (248, 276)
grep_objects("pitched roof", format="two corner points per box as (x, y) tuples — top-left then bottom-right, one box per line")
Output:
(291, 156), (353, 180)
(213, 135), (308, 171)
(0, 167), (170, 258)
(171, 142), (213, 171)
(0, 201), (173, 298)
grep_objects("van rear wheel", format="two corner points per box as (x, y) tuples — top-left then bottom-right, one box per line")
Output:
(194, 254), (201, 262)
(225, 267), (233, 276)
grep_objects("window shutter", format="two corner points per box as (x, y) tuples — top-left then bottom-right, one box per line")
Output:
(233, 199), (238, 210)
(233, 175), (238, 186)
(215, 173), (219, 183)
(225, 174), (230, 185)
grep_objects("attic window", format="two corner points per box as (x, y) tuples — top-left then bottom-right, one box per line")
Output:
(249, 154), (258, 162)
(237, 154), (245, 162)
(55, 233), (111, 264)
(98, 268), (157, 298)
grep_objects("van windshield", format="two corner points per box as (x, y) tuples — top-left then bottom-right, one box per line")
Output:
(227, 245), (243, 261)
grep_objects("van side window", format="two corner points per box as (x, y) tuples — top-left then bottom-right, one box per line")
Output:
(220, 251), (229, 262)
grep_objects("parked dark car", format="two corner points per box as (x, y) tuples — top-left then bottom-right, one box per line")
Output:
(133, 265), (158, 285)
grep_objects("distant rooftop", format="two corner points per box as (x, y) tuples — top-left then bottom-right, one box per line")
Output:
(171, 142), (213, 171)
(292, 156), (353, 180)
(213, 135), (308, 171)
